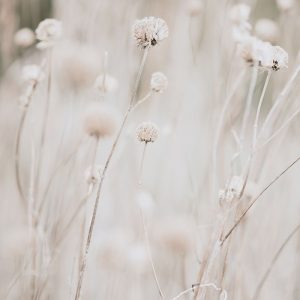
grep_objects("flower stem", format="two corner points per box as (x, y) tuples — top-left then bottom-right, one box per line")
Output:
(74, 47), (149, 300)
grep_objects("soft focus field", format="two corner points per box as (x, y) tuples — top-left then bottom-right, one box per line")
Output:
(1, 0), (300, 299)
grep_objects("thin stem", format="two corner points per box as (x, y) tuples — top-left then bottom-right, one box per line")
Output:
(35, 49), (52, 200)
(15, 81), (38, 206)
(252, 223), (300, 300)
(74, 47), (149, 300)
(254, 104), (300, 153)
(240, 65), (258, 146)
(252, 71), (271, 148)
(140, 208), (165, 299)
(138, 142), (147, 186)
(221, 155), (300, 244)
(212, 70), (245, 193)
(137, 142), (165, 298)
(258, 64), (300, 139)
(173, 283), (226, 300)
(132, 91), (153, 111)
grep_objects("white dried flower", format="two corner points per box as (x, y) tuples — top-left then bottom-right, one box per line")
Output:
(150, 72), (168, 93)
(14, 28), (35, 48)
(132, 16), (168, 48)
(136, 122), (159, 143)
(94, 74), (118, 94)
(35, 19), (62, 49)
(187, 0), (203, 17)
(238, 36), (288, 71)
(84, 164), (103, 185)
(255, 19), (279, 44)
(83, 104), (118, 138)
(276, 0), (295, 11)
(22, 64), (45, 83)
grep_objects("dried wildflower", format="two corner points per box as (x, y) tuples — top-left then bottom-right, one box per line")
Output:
(35, 19), (62, 49)
(22, 64), (45, 83)
(132, 17), (168, 49)
(84, 164), (103, 185)
(150, 72), (168, 93)
(94, 74), (118, 94)
(83, 104), (117, 138)
(136, 122), (159, 143)
(255, 19), (279, 44)
(238, 36), (288, 71)
(14, 28), (35, 48)
(187, 0), (203, 17)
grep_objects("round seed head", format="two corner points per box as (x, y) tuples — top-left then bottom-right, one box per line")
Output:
(35, 18), (62, 49)
(132, 16), (168, 49)
(150, 72), (168, 93)
(136, 122), (159, 143)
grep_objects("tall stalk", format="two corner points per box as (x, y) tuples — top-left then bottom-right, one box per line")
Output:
(74, 47), (149, 300)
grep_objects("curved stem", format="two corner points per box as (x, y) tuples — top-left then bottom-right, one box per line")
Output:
(252, 223), (300, 300)
(15, 81), (38, 206)
(240, 65), (258, 147)
(132, 91), (153, 111)
(74, 47), (149, 300)
(35, 49), (52, 200)
(221, 155), (300, 244)
(252, 71), (271, 148)
(212, 70), (245, 193)
(254, 104), (300, 153)
(258, 64), (300, 139)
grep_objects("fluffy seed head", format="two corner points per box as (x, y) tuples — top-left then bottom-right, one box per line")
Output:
(132, 17), (168, 48)
(150, 72), (168, 93)
(35, 19), (62, 49)
(136, 122), (159, 143)
(83, 103), (117, 138)
(22, 64), (45, 83)
(238, 36), (288, 71)
(255, 19), (279, 44)
(14, 28), (35, 48)
(94, 74), (118, 94)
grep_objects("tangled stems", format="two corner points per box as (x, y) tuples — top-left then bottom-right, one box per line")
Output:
(15, 81), (38, 206)
(74, 47), (149, 300)
(252, 223), (300, 300)
(221, 155), (300, 245)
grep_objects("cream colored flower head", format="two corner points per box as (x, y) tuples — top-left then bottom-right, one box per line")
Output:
(14, 28), (35, 48)
(83, 103), (117, 138)
(132, 17), (168, 49)
(151, 72), (168, 93)
(35, 18), (62, 49)
(22, 64), (45, 83)
(136, 122), (159, 143)
(94, 74), (118, 94)
(238, 36), (288, 71)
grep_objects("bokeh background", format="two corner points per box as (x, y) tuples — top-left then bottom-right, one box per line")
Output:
(1, 0), (300, 299)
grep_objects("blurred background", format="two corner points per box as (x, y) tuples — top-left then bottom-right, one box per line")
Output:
(1, 0), (300, 299)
